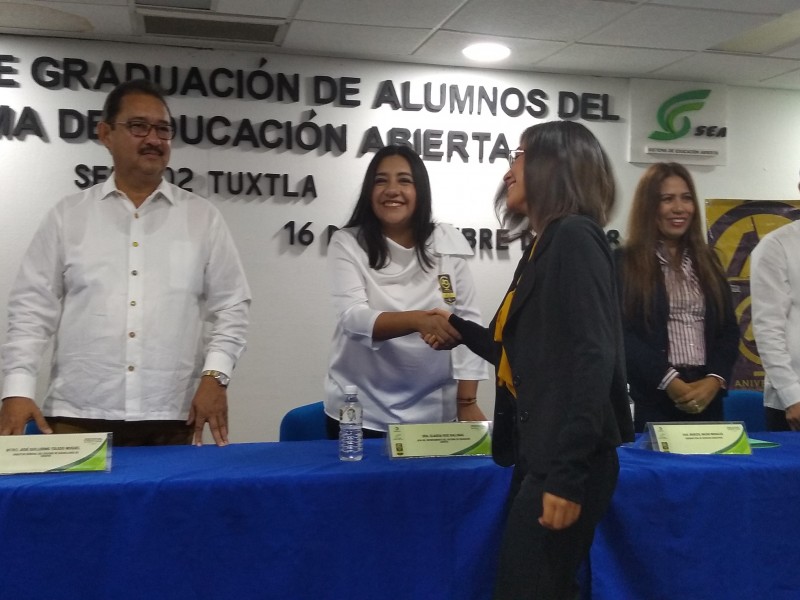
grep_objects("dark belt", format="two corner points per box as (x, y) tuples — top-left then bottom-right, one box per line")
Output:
(675, 365), (708, 382)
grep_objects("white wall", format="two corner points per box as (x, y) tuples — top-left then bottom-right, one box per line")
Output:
(1, 35), (799, 442)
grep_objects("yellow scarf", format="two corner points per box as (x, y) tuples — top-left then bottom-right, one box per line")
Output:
(493, 239), (537, 398)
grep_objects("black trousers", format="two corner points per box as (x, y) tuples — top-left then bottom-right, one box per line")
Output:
(493, 448), (619, 600)
(48, 417), (192, 446)
(324, 415), (386, 440)
(765, 407), (792, 431)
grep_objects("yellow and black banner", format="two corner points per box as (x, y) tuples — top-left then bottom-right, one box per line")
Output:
(706, 199), (800, 391)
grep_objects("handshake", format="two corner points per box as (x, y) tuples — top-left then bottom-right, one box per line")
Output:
(418, 308), (461, 350)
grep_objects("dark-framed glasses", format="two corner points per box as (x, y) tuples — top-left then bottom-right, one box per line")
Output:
(507, 148), (525, 166)
(112, 120), (175, 140)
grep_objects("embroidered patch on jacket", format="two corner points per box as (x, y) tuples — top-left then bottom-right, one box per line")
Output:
(438, 274), (456, 305)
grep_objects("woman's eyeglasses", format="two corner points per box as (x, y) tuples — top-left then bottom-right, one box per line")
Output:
(507, 149), (525, 166)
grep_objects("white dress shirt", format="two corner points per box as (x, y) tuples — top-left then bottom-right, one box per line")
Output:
(751, 219), (800, 411)
(656, 246), (708, 390)
(324, 223), (488, 431)
(1, 177), (251, 420)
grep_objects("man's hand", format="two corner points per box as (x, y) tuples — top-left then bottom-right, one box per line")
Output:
(786, 403), (800, 431)
(0, 397), (51, 435)
(187, 377), (229, 446)
(539, 492), (581, 530)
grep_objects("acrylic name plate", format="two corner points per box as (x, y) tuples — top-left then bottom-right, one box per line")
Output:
(0, 432), (112, 474)
(386, 422), (491, 458)
(644, 421), (751, 455)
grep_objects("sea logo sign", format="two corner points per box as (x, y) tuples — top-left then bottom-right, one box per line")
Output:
(648, 89), (711, 141)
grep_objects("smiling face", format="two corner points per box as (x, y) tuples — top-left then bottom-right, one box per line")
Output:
(370, 154), (417, 243)
(504, 148), (527, 215)
(656, 174), (695, 244)
(97, 92), (171, 192)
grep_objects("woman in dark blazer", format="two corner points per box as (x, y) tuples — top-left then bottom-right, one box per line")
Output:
(427, 121), (634, 600)
(616, 162), (739, 433)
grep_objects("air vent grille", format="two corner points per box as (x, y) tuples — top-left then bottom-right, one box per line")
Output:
(143, 14), (281, 44)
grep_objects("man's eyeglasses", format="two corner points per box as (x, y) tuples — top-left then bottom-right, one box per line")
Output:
(507, 149), (525, 166)
(111, 120), (175, 140)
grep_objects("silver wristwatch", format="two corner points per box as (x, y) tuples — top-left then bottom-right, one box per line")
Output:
(201, 369), (230, 388)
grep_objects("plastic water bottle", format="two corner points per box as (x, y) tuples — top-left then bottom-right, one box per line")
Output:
(339, 385), (363, 461)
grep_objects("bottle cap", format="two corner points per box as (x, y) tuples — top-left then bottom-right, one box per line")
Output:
(344, 385), (358, 395)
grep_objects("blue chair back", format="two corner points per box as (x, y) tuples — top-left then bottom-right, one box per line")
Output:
(723, 390), (766, 432)
(279, 401), (328, 441)
(24, 420), (42, 435)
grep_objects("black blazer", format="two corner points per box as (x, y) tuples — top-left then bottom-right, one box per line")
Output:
(451, 216), (633, 504)
(613, 247), (740, 407)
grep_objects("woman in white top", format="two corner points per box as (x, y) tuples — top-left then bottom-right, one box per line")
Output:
(324, 145), (488, 436)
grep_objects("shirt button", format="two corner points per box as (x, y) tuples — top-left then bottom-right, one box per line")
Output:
(130, 300), (136, 306)
(131, 270), (138, 276)
(128, 366), (135, 372)
(129, 332), (136, 338)
(134, 212), (140, 219)
(132, 241), (139, 247)
(512, 375), (522, 387)
(519, 411), (530, 423)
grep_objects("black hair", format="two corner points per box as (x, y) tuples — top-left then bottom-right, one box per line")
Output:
(102, 79), (171, 123)
(345, 145), (435, 270)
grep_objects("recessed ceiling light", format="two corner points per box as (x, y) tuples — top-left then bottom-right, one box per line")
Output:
(462, 43), (510, 63)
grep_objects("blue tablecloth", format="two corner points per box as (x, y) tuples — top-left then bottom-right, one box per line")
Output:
(0, 439), (512, 600)
(590, 432), (800, 600)
(3, 432), (798, 600)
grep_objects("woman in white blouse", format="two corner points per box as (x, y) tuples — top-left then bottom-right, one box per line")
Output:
(615, 162), (739, 432)
(324, 145), (488, 437)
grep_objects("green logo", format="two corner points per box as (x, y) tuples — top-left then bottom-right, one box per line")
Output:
(649, 89), (711, 141)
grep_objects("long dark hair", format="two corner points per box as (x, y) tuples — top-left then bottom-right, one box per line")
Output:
(345, 145), (434, 270)
(621, 162), (729, 326)
(495, 121), (615, 236)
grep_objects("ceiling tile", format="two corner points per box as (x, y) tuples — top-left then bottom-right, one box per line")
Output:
(773, 40), (800, 59)
(216, 0), (297, 18)
(758, 67), (800, 89)
(0, 0), (798, 91)
(30, 1), (135, 34)
(647, 0), (800, 15)
(444, 0), (633, 42)
(282, 21), (428, 57)
(415, 30), (565, 70)
(535, 43), (694, 77)
(583, 5), (772, 51)
(295, 0), (464, 28)
(653, 51), (800, 85)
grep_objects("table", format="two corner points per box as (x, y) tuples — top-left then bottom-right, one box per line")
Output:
(0, 439), (512, 600)
(5, 432), (796, 600)
(589, 432), (800, 600)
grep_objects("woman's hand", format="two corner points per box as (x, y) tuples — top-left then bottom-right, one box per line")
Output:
(457, 401), (487, 422)
(417, 309), (460, 349)
(672, 376), (722, 414)
(539, 492), (581, 530)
